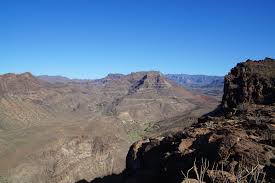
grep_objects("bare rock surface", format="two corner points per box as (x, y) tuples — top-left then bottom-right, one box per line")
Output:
(223, 57), (275, 112)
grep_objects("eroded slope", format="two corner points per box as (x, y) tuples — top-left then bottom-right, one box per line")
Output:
(0, 71), (217, 183)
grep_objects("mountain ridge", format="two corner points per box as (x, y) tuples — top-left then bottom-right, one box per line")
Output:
(37, 72), (225, 100)
(0, 70), (219, 183)
(37, 72), (224, 87)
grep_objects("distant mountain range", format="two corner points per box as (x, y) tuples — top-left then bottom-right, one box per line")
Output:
(165, 74), (224, 100)
(37, 73), (225, 99)
(37, 73), (224, 87)
(165, 74), (224, 88)
(37, 75), (91, 84)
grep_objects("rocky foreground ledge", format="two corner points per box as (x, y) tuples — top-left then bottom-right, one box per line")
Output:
(80, 58), (275, 183)
(125, 104), (275, 183)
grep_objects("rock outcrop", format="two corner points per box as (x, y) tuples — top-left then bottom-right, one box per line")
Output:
(124, 59), (275, 183)
(222, 58), (275, 113)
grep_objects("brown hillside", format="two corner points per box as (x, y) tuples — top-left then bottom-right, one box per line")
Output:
(0, 71), (217, 183)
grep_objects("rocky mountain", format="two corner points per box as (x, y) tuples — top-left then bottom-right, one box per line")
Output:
(166, 74), (224, 100)
(86, 58), (275, 183)
(0, 71), (218, 183)
(165, 74), (224, 88)
(38, 73), (224, 100)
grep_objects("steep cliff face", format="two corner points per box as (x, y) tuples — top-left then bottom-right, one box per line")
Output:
(123, 59), (275, 183)
(222, 58), (275, 112)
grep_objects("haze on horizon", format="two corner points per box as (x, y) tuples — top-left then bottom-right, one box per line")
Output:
(1, 0), (274, 79)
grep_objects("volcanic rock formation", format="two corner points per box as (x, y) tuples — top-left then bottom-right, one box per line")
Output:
(222, 58), (275, 113)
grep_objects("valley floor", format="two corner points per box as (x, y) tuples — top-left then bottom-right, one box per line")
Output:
(0, 103), (218, 183)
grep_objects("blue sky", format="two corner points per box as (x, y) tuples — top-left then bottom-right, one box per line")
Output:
(0, 0), (274, 79)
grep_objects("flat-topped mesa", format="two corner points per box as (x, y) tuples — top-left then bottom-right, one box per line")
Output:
(222, 57), (275, 113)
(105, 73), (125, 80)
(128, 71), (172, 93)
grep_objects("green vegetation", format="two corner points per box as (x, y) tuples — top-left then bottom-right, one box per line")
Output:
(125, 121), (152, 142)
(0, 176), (9, 183)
